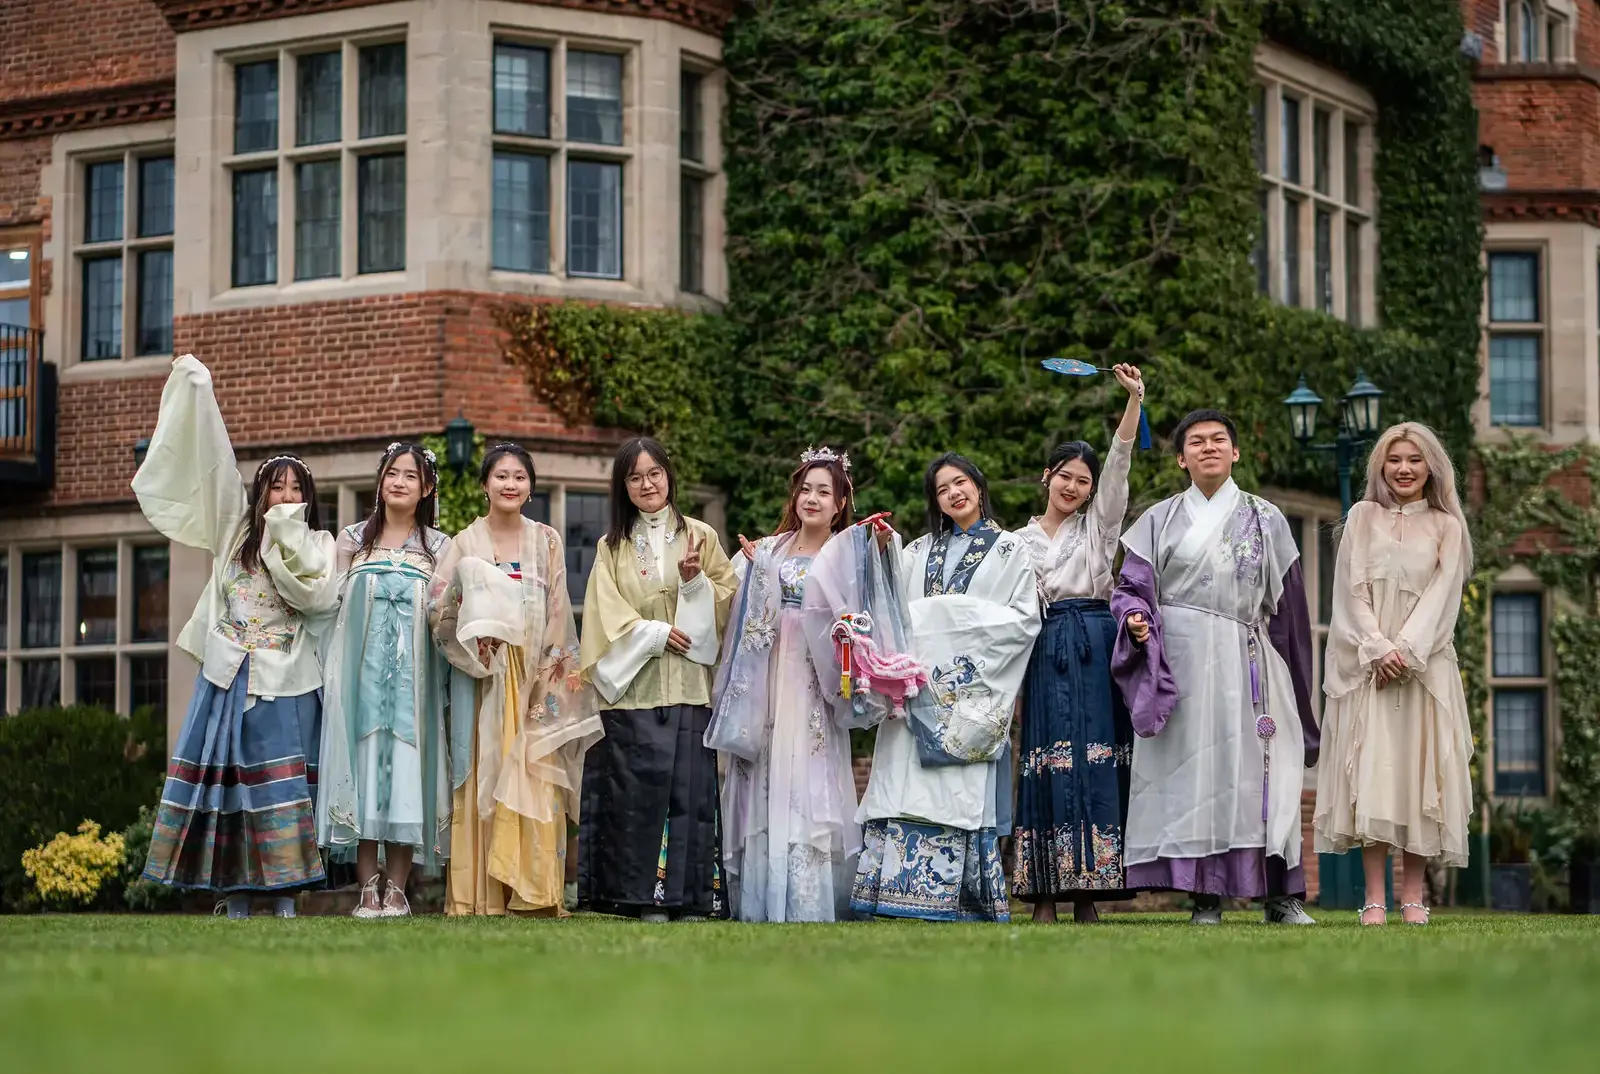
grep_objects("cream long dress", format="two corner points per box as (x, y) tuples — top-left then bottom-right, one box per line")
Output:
(1313, 499), (1473, 866)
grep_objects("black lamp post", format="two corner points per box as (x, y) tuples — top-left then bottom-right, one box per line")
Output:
(444, 412), (475, 474)
(1283, 370), (1385, 518)
(133, 437), (151, 470)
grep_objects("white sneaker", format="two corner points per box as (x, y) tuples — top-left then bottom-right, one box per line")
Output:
(213, 894), (251, 919)
(1264, 896), (1315, 925)
(1190, 907), (1222, 926)
(640, 912), (670, 924)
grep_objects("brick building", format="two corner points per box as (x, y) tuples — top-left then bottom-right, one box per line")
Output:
(0, 0), (733, 740)
(1465, 0), (1596, 808)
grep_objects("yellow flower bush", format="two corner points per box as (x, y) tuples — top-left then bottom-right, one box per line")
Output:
(21, 821), (127, 909)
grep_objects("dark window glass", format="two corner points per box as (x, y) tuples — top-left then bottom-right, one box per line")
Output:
(1313, 108), (1331, 195)
(76, 547), (117, 645)
(567, 160), (621, 279)
(1493, 593), (1543, 677)
(680, 172), (703, 294)
(22, 551), (60, 648)
(82, 256), (123, 360)
(491, 151), (550, 273)
(1345, 220), (1361, 325)
(1489, 335), (1542, 427)
(138, 157), (175, 238)
(0, 557), (7, 649)
(680, 69), (703, 162)
(296, 50), (341, 147)
(1344, 121), (1361, 207)
(0, 663), (5, 716)
(359, 43), (407, 139)
(295, 160), (341, 280)
(1281, 95), (1301, 184)
(567, 51), (623, 146)
(130, 654), (168, 715)
(493, 42), (550, 137)
(235, 60), (280, 154)
(355, 488), (376, 522)
(85, 161), (125, 244)
(1317, 521), (1337, 627)
(232, 168), (278, 287)
(1251, 85), (1266, 172)
(315, 490), (340, 535)
(1315, 208), (1333, 314)
(1489, 253), (1540, 322)
(565, 492), (609, 604)
(522, 491), (551, 525)
(1493, 689), (1546, 796)
(1284, 514), (1305, 554)
(1282, 196), (1301, 307)
(21, 659), (60, 710)
(76, 657), (116, 711)
(1253, 187), (1269, 295)
(357, 154), (405, 274)
(133, 546), (169, 643)
(136, 249), (173, 356)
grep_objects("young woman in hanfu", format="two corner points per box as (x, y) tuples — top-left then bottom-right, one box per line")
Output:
(851, 454), (1041, 922)
(1014, 362), (1144, 923)
(1314, 423), (1473, 927)
(708, 448), (862, 922)
(317, 442), (454, 919)
(1111, 409), (1319, 926)
(430, 442), (604, 916)
(133, 355), (338, 919)
(578, 437), (740, 921)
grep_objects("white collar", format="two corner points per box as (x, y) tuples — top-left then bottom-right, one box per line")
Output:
(1183, 476), (1237, 510)
(640, 507), (672, 529)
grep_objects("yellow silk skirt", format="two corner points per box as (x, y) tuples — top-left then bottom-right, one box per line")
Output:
(447, 646), (568, 916)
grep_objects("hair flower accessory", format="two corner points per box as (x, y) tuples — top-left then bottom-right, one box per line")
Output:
(255, 453), (304, 475)
(382, 442), (437, 469)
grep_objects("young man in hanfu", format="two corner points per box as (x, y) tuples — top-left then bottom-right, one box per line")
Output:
(1110, 409), (1318, 925)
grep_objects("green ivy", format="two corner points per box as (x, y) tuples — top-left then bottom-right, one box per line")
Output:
(1471, 438), (1600, 861)
(424, 432), (488, 537)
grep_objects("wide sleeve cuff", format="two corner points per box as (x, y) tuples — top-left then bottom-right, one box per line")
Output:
(676, 571), (719, 665)
(593, 619), (670, 704)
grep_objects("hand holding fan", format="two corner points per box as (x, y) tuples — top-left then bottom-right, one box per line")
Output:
(1040, 357), (1153, 449)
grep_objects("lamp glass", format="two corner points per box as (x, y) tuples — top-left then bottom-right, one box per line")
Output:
(444, 416), (475, 473)
(1282, 377), (1323, 444)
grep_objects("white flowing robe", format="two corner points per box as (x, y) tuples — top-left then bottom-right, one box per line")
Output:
(858, 525), (1041, 832)
(1116, 480), (1310, 871)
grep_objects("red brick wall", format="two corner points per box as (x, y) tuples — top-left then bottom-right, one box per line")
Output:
(0, 291), (614, 512)
(0, 137), (52, 231)
(1462, 0), (1501, 56)
(1475, 74), (1600, 190)
(0, 0), (175, 106)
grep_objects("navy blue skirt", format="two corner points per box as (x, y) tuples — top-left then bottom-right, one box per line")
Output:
(1011, 598), (1134, 900)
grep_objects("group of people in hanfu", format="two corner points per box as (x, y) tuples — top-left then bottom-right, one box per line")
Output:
(133, 354), (1472, 927)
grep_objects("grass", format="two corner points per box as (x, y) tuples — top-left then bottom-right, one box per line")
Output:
(2, 911), (1596, 1073)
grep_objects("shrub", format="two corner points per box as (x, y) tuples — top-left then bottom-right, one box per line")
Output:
(0, 706), (164, 912)
(119, 805), (182, 912)
(21, 820), (126, 910)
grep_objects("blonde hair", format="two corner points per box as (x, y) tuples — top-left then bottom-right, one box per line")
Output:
(1361, 421), (1473, 571)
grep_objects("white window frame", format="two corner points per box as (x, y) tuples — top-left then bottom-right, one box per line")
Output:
(1487, 585), (1553, 801)
(69, 145), (177, 365)
(221, 32), (410, 295)
(1253, 45), (1377, 327)
(1485, 245), (1548, 430)
(0, 539), (171, 716)
(1500, 1), (1577, 63)
(489, 33), (633, 282)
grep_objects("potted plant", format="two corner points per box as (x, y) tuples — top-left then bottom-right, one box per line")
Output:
(1571, 827), (1600, 915)
(1489, 800), (1534, 912)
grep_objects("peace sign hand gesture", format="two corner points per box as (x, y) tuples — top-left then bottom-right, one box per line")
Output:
(679, 533), (705, 582)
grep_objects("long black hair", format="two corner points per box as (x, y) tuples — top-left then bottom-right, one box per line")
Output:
(239, 455), (320, 573)
(923, 452), (994, 537)
(1043, 440), (1103, 502)
(605, 436), (685, 549)
(480, 441), (536, 490)
(357, 441), (439, 566)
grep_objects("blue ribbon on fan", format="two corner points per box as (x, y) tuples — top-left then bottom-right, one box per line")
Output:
(1040, 358), (1153, 449)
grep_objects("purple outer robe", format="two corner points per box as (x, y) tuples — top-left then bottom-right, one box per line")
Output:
(1109, 551), (1319, 899)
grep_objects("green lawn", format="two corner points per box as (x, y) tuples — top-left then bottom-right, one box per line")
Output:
(2, 912), (1596, 1072)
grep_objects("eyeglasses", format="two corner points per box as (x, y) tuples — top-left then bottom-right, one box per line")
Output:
(626, 467), (667, 489)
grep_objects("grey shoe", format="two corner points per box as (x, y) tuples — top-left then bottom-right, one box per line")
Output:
(273, 896), (297, 919)
(1190, 906), (1223, 926)
(640, 912), (670, 924)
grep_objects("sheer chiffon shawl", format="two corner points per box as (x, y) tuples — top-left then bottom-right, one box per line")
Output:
(430, 517), (603, 823)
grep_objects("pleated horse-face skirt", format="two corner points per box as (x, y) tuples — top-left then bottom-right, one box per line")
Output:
(577, 703), (727, 919)
(1011, 598), (1135, 901)
(143, 656), (325, 892)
